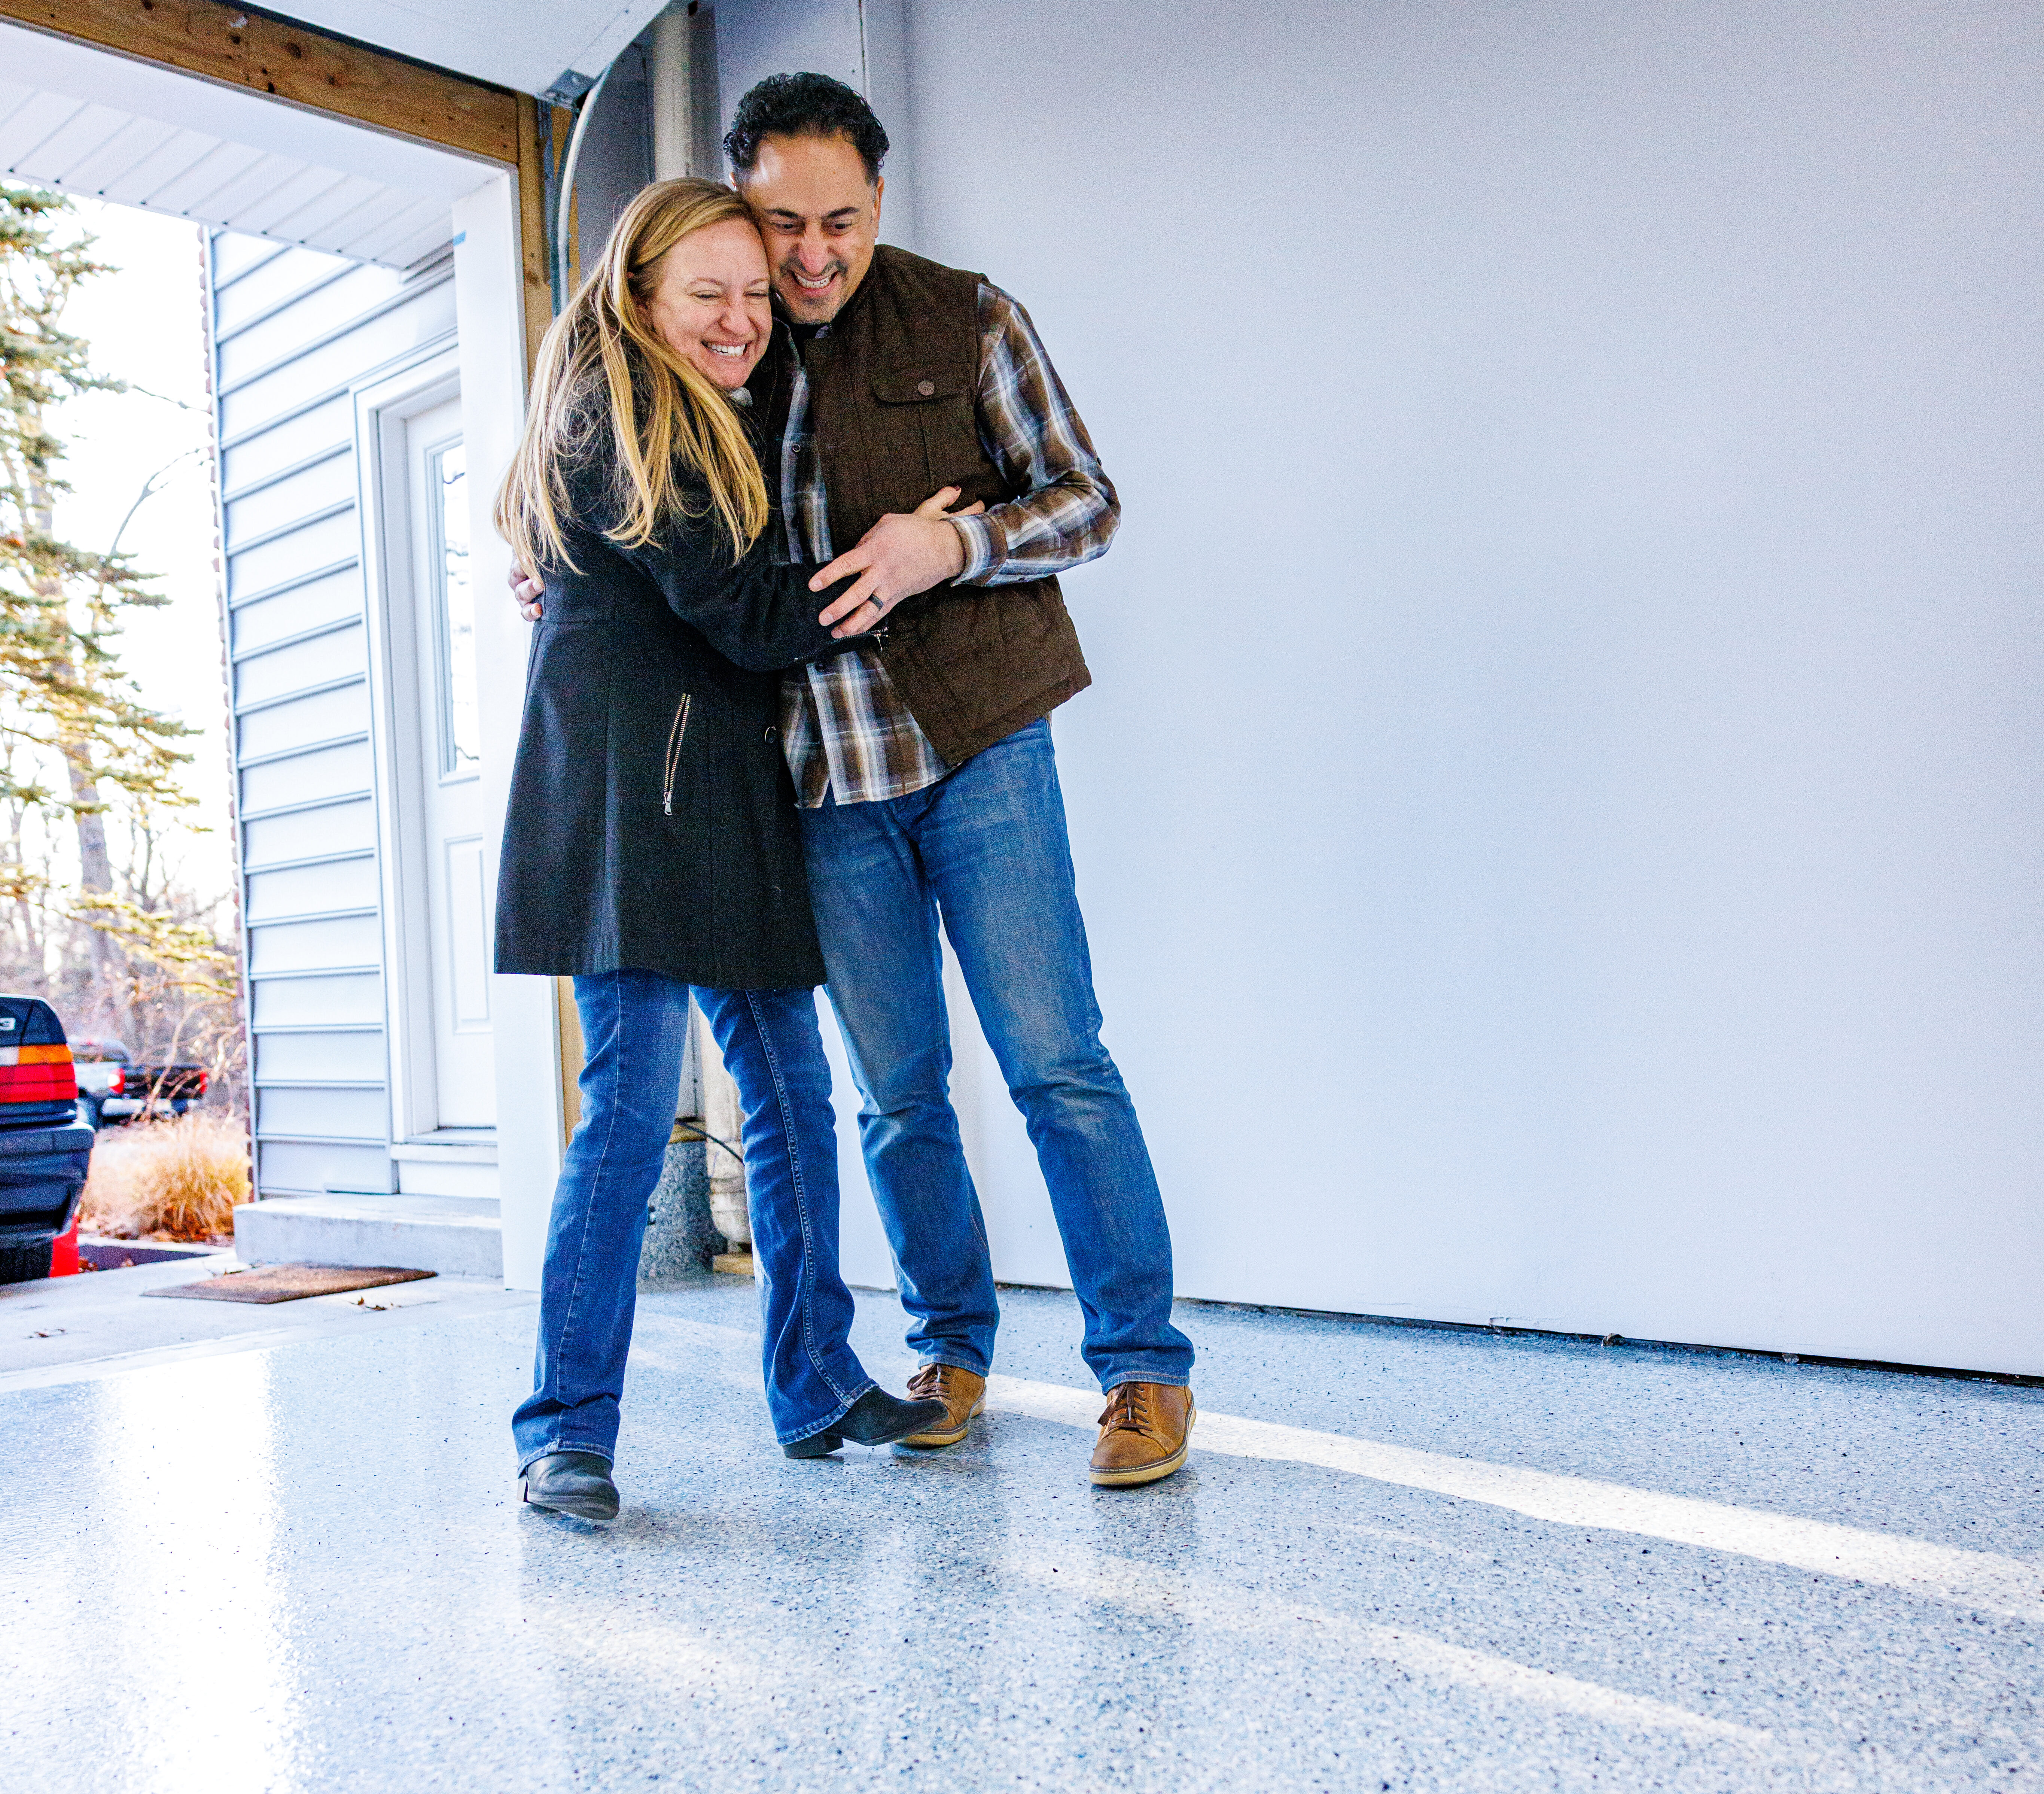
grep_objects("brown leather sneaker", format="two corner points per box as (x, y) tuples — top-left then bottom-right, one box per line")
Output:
(1089, 1382), (1195, 1486)
(899, 1363), (987, 1448)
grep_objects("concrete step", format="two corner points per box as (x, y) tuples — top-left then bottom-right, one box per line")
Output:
(234, 1193), (503, 1280)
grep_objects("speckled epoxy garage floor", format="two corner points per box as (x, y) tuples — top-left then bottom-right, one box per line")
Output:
(2, 1276), (2039, 1793)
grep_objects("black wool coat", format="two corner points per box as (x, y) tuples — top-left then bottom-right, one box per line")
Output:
(493, 469), (855, 990)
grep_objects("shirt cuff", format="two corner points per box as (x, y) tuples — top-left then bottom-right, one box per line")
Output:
(951, 512), (1002, 584)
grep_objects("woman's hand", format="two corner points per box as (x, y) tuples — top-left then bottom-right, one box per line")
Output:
(509, 561), (545, 622)
(813, 485), (987, 639)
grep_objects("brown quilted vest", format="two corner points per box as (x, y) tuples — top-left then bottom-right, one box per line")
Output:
(802, 244), (1091, 767)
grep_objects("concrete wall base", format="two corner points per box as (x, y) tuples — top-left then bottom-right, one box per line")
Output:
(639, 1138), (716, 1286)
(235, 1194), (503, 1280)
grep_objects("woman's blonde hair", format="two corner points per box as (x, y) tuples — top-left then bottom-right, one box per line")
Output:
(495, 179), (770, 573)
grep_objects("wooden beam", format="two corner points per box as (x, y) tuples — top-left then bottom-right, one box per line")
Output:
(554, 976), (584, 1143)
(0, 0), (519, 164)
(515, 93), (555, 373)
(516, 97), (570, 1120)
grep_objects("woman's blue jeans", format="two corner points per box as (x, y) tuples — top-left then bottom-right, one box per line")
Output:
(511, 973), (874, 1468)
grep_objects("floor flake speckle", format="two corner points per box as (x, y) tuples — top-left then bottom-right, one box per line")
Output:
(1, 1278), (2037, 1792)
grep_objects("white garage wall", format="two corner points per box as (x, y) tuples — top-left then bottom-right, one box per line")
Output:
(874, 0), (2043, 1374)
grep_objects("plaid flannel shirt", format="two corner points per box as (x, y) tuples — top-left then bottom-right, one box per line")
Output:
(778, 280), (1119, 807)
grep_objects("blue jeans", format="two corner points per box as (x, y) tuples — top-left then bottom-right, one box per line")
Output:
(512, 974), (874, 1466)
(799, 717), (1193, 1392)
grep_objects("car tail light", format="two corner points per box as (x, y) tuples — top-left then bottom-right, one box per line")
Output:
(0, 1041), (76, 1103)
(195, 1070), (208, 1095)
(110, 1065), (124, 1096)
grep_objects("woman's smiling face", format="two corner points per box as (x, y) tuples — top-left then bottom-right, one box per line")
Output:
(640, 215), (774, 390)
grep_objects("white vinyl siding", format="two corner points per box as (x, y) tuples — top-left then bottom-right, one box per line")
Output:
(250, 972), (384, 1030)
(236, 684), (370, 761)
(218, 279), (457, 441)
(214, 229), (459, 1195)
(242, 799), (378, 871)
(220, 396), (356, 491)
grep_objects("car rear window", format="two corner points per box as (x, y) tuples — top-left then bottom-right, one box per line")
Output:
(0, 995), (77, 1113)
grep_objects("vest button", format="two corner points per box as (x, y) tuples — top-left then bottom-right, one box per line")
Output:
(764, 726), (778, 743)
(917, 379), (935, 397)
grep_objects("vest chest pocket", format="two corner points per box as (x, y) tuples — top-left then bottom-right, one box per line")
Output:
(866, 372), (985, 510)
(869, 371), (969, 405)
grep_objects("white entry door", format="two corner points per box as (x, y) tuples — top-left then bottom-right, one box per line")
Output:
(403, 396), (496, 1129)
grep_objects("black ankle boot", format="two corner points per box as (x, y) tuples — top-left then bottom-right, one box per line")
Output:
(784, 1386), (950, 1459)
(522, 1450), (621, 1520)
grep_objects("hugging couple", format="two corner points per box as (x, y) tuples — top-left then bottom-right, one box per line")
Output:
(494, 73), (1194, 1522)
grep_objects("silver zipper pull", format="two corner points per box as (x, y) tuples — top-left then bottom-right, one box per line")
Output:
(661, 693), (692, 818)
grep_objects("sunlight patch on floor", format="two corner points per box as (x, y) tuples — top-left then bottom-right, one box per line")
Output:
(984, 1375), (2044, 1622)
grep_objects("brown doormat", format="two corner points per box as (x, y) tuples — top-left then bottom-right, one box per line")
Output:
(144, 1264), (436, 1304)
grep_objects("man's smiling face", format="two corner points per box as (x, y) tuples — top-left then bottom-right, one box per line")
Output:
(737, 131), (883, 325)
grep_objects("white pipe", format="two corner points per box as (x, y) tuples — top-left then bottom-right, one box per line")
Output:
(554, 61), (616, 297)
(649, 5), (694, 180)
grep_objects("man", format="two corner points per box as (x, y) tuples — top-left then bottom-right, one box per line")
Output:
(523, 73), (1194, 1486)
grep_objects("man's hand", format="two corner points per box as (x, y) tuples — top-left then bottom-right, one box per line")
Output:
(509, 560), (544, 622)
(813, 487), (985, 638)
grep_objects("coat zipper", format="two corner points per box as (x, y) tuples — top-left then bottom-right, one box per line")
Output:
(661, 694), (692, 816)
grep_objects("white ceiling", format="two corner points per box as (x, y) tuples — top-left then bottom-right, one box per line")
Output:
(0, 20), (498, 268)
(262, 0), (679, 98)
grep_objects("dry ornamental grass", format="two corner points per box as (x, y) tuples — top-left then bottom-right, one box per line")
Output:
(79, 1112), (252, 1241)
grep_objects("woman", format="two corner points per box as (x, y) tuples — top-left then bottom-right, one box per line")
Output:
(493, 179), (953, 1521)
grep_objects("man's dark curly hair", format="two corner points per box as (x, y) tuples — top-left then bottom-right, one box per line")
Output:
(724, 72), (890, 184)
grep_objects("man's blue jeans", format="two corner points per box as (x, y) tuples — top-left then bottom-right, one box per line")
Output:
(511, 973), (874, 1468)
(799, 717), (1193, 1393)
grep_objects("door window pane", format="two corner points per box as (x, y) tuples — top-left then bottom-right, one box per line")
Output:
(431, 441), (478, 776)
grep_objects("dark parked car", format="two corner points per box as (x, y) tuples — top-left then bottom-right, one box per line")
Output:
(0, 995), (97, 1283)
(71, 1036), (209, 1132)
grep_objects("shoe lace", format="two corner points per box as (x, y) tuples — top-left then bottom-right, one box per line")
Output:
(1097, 1383), (1153, 1435)
(907, 1364), (948, 1401)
